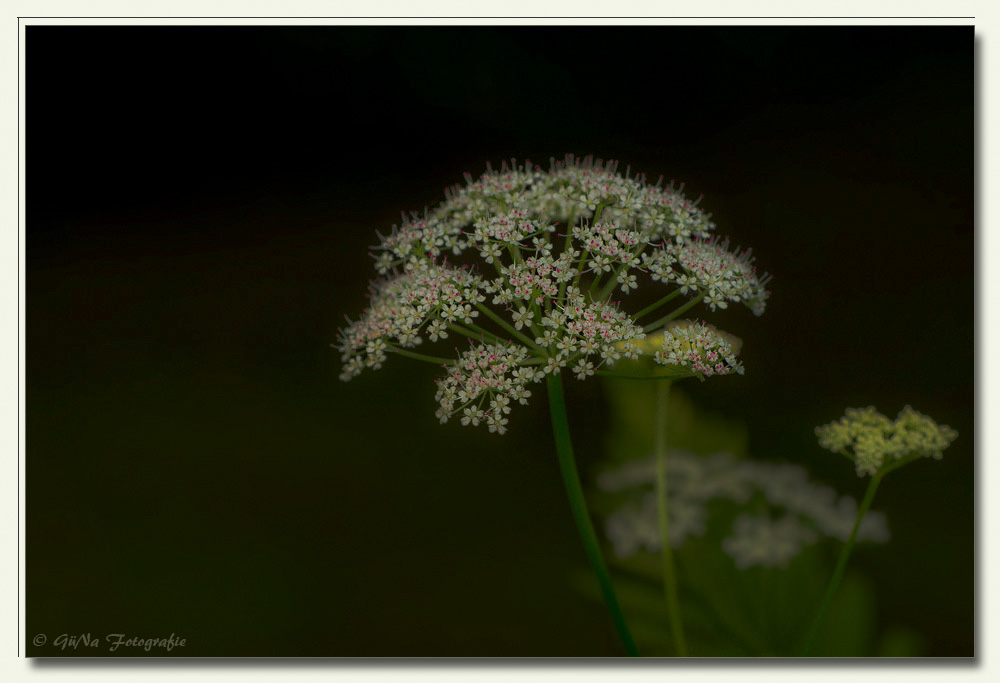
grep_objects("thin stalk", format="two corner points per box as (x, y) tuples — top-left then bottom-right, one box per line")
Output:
(385, 347), (454, 366)
(556, 211), (577, 302)
(595, 370), (697, 382)
(643, 291), (705, 333)
(546, 373), (639, 657)
(655, 380), (688, 656)
(799, 473), (883, 656)
(571, 249), (593, 290)
(589, 268), (608, 298)
(593, 267), (618, 301)
(879, 453), (924, 477)
(633, 290), (683, 321)
(447, 322), (506, 346)
(595, 256), (638, 302)
(526, 293), (547, 340)
(474, 302), (543, 351)
(585, 214), (617, 297)
(507, 242), (523, 266)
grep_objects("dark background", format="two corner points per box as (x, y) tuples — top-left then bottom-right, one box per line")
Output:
(26, 25), (974, 656)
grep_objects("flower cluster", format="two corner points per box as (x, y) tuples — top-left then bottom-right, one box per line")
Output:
(665, 236), (770, 315)
(337, 261), (486, 382)
(816, 406), (958, 477)
(599, 450), (889, 569)
(721, 515), (819, 570)
(433, 343), (538, 435)
(653, 320), (744, 377)
(337, 155), (771, 431)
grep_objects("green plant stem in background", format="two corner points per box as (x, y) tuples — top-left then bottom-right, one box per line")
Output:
(800, 472), (883, 656)
(655, 379), (689, 657)
(546, 373), (640, 657)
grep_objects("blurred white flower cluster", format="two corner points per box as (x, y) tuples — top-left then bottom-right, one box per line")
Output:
(599, 451), (889, 569)
(816, 406), (958, 477)
(337, 155), (771, 431)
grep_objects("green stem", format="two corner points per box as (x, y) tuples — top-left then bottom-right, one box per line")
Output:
(546, 373), (639, 657)
(589, 269), (608, 298)
(474, 303), (543, 352)
(571, 203), (608, 292)
(556, 212), (577, 302)
(800, 473), (883, 655)
(880, 453), (924, 477)
(447, 322), (506, 346)
(571, 249), (593, 290)
(385, 347), (454, 366)
(655, 380), (688, 656)
(643, 291), (705, 333)
(595, 370), (697, 382)
(595, 255), (639, 302)
(633, 290), (683, 321)
(594, 267), (621, 301)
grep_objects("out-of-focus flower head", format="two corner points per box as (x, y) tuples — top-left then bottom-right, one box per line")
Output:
(599, 450), (889, 569)
(816, 406), (958, 477)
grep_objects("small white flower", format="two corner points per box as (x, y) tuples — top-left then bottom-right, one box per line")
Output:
(491, 394), (512, 414)
(511, 306), (532, 330)
(426, 319), (448, 342)
(487, 413), (509, 435)
(544, 357), (564, 375)
(460, 406), (482, 426)
(618, 272), (638, 294)
(534, 330), (558, 347)
(572, 359), (595, 380)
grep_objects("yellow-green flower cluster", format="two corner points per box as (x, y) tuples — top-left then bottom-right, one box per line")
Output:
(816, 406), (958, 477)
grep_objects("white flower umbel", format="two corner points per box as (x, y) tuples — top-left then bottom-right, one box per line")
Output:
(599, 450), (889, 568)
(337, 155), (771, 433)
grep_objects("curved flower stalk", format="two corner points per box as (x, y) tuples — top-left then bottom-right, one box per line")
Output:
(800, 406), (958, 655)
(336, 155), (771, 656)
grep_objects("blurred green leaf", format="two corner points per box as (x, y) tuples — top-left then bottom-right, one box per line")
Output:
(600, 380), (749, 464)
(874, 624), (927, 657)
